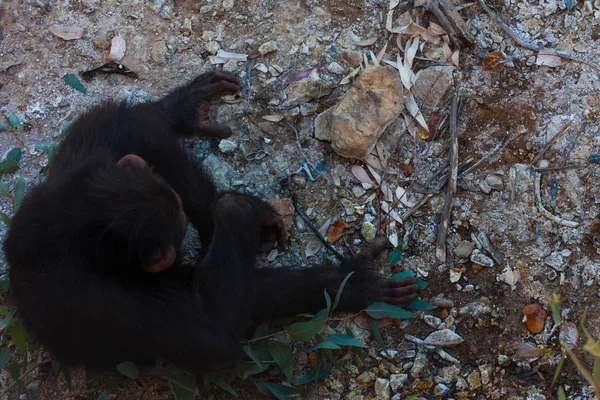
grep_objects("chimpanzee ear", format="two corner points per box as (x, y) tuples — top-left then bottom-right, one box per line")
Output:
(145, 245), (177, 273)
(117, 154), (148, 170)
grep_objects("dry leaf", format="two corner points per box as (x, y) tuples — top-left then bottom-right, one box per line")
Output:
(405, 92), (429, 132)
(376, 141), (389, 167)
(451, 50), (460, 67)
(262, 114), (284, 122)
(376, 43), (388, 63)
(49, 25), (84, 40)
(354, 312), (393, 329)
(351, 165), (376, 188)
(428, 22), (446, 36)
(356, 36), (378, 47)
(400, 23), (440, 43)
(536, 50), (563, 67)
(483, 50), (507, 71)
(397, 54), (412, 90)
(305, 218), (332, 257)
(403, 111), (418, 137)
(340, 66), (361, 85)
(215, 50), (248, 61)
(386, 9), (395, 32)
(499, 265), (520, 289)
(370, 50), (380, 66)
(395, 186), (415, 207)
(381, 181), (393, 202)
(403, 163), (413, 177)
(404, 36), (419, 69)
(105, 34), (127, 62)
(522, 304), (547, 334)
(366, 165), (382, 185)
(364, 153), (385, 171)
(326, 220), (347, 243)
(389, 0), (401, 10)
(442, 35), (453, 60)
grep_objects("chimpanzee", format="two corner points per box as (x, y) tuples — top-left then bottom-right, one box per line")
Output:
(3, 71), (418, 371)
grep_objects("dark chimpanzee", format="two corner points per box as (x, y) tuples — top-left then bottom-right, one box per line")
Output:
(3, 71), (418, 372)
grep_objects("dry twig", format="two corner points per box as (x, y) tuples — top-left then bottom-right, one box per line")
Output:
(477, 0), (600, 72)
(436, 94), (459, 262)
(533, 172), (579, 228)
(416, 0), (475, 47)
(530, 121), (572, 166)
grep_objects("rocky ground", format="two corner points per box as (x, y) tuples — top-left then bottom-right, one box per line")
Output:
(2, 0), (600, 399)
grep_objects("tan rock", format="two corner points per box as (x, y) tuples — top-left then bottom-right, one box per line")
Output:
(341, 50), (361, 67)
(412, 66), (454, 108)
(267, 198), (294, 232)
(315, 66), (403, 159)
(454, 241), (475, 258)
(283, 77), (333, 106)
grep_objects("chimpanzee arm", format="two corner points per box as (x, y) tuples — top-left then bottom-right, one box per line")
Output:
(252, 239), (418, 320)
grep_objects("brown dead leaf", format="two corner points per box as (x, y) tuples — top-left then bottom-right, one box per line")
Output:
(522, 304), (547, 334)
(356, 36), (378, 47)
(305, 218), (332, 257)
(354, 312), (393, 329)
(403, 163), (413, 177)
(326, 220), (347, 243)
(49, 25), (84, 40)
(483, 50), (507, 72)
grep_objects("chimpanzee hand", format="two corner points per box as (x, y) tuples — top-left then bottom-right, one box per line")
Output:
(159, 71), (240, 138)
(338, 238), (418, 310)
(214, 193), (286, 252)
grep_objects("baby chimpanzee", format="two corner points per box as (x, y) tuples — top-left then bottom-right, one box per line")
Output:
(3, 71), (418, 371)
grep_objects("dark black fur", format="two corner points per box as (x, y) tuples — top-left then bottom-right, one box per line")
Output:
(3, 72), (418, 371)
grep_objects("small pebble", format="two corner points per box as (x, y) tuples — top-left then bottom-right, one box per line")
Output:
(424, 315), (442, 329)
(485, 174), (504, 191)
(218, 139), (237, 153)
(454, 241), (475, 258)
(423, 329), (464, 347)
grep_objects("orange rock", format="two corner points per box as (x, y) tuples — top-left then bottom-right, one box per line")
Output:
(441, 309), (449, 319)
(522, 304), (547, 334)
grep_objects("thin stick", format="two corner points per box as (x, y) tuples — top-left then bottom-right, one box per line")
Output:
(531, 121), (572, 165)
(533, 163), (585, 172)
(290, 192), (345, 261)
(534, 172), (579, 228)
(458, 138), (505, 179)
(436, 94), (459, 262)
(477, 0), (600, 72)
(0, 358), (52, 398)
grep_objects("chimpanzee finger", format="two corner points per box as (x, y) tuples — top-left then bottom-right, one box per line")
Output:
(385, 277), (416, 288)
(210, 71), (240, 85)
(195, 122), (232, 138)
(353, 237), (389, 265)
(384, 293), (418, 306)
(387, 284), (419, 298)
(203, 81), (240, 97)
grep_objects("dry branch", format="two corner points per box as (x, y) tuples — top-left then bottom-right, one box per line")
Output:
(416, 0), (475, 47)
(436, 94), (459, 262)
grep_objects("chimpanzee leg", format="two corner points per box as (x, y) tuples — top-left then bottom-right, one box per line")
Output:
(252, 239), (418, 320)
(157, 71), (240, 138)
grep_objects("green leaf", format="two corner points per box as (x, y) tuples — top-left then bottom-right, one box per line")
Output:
(168, 372), (196, 400)
(288, 319), (326, 342)
(0, 211), (10, 226)
(0, 123), (9, 132)
(415, 278), (427, 290)
(236, 361), (269, 381)
(312, 308), (328, 322)
(558, 386), (566, 400)
(204, 375), (237, 398)
(252, 320), (270, 340)
(13, 179), (25, 212)
(594, 356), (600, 385)
(364, 302), (416, 320)
(332, 271), (354, 312)
(5, 147), (22, 163)
(307, 341), (341, 351)
(390, 270), (415, 279)
(97, 391), (107, 400)
(9, 362), (27, 393)
(324, 289), (332, 314)
(116, 361), (139, 379)
(61, 118), (77, 137)
(388, 244), (403, 266)
(35, 142), (58, 164)
(0, 180), (10, 197)
(64, 73), (87, 94)
(256, 382), (301, 400)
(6, 112), (22, 129)
(293, 366), (331, 385)
(268, 340), (293, 380)
(552, 354), (565, 386)
(404, 298), (436, 310)
(368, 318), (384, 346)
(0, 159), (19, 175)
(0, 347), (11, 369)
(6, 319), (29, 352)
(243, 345), (263, 368)
(330, 334), (367, 348)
